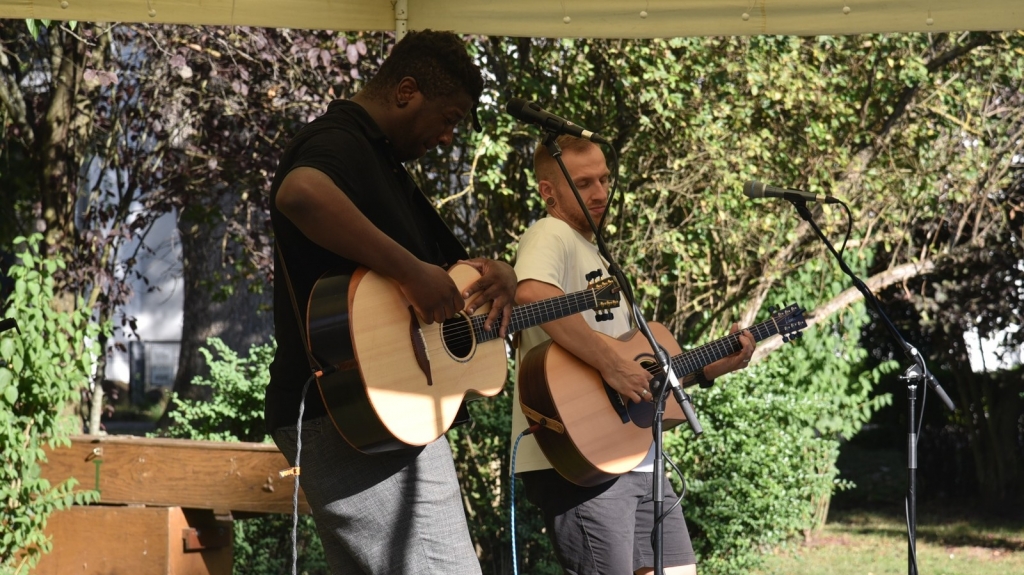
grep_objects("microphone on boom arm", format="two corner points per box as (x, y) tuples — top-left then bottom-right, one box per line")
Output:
(743, 180), (840, 204)
(505, 98), (609, 144)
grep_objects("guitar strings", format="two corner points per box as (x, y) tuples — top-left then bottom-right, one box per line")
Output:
(642, 314), (785, 379)
(418, 296), (796, 363)
(417, 289), (602, 354)
(672, 307), (803, 374)
(419, 295), (594, 353)
(673, 320), (773, 374)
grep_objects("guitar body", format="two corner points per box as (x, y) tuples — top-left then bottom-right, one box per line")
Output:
(519, 303), (806, 486)
(519, 322), (686, 487)
(308, 263), (506, 453)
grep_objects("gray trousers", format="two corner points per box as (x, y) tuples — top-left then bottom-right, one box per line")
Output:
(522, 469), (696, 574)
(273, 416), (482, 575)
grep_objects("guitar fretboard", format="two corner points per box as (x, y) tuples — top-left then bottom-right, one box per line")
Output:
(470, 289), (602, 343)
(641, 314), (792, 380)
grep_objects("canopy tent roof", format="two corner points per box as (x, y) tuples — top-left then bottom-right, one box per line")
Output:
(1, 0), (1022, 37)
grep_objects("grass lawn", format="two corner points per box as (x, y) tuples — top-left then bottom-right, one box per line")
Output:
(755, 505), (1024, 575)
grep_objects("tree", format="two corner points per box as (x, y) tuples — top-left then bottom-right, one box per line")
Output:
(124, 26), (389, 406)
(2, 23), (384, 412)
(2, 20), (184, 429)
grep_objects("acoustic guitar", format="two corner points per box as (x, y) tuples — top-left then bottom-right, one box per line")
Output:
(517, 304), (807, 486)
(306, 263), (621, 453)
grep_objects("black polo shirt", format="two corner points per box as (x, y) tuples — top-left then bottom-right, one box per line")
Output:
(265, 100), (468, 432)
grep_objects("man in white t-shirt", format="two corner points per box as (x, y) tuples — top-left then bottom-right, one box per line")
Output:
(510, 135), (755, 575)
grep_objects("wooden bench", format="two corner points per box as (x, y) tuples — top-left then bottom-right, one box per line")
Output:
(35, 435), (310, 575)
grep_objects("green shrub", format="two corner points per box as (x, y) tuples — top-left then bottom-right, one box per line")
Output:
(665, 259), (896, 575)
(667, 363), (845, 574)
(162, 337), (273, 443)
(0, 234), (101, 574)
(158, 337), (328, 575)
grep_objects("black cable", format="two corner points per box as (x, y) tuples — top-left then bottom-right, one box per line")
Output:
(651, 450), (688, 552)
(905, 496), (919, 571)
(598, 143), (621, 233)
(837, 202), (853, 259)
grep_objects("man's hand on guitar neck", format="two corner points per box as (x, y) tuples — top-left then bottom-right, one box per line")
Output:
(701, 323), (755, 381)
(458, 258), (517, 338)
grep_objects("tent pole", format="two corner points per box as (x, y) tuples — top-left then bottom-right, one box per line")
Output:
(395, 0), (408, 40)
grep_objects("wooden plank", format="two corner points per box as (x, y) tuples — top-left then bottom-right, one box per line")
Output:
(40, 435), (310, 515)
(34, 506), (232, 575)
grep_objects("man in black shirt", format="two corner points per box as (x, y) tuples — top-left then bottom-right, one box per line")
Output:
(267, 30), (513, 574)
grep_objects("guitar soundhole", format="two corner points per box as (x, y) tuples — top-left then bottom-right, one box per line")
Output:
(441, 313), (475, 361)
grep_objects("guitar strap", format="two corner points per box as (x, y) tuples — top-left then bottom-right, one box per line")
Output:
(275, 242), (325, 376)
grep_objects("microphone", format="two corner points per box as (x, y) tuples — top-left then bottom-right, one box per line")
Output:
(505, 98), (609, 144)
(744, 180), (840, 204)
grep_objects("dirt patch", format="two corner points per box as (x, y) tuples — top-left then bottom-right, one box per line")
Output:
(803, 534), (853, 547)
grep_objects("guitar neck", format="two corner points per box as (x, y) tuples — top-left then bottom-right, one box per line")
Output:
(669, 317), (779, 378)
(471, 289), (601, 343)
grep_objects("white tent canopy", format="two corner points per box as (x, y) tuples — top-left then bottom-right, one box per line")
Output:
(1, 0), (1022, 37)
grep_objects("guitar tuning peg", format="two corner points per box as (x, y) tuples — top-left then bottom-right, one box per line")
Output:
(782, 334), (791, 343)
(768, 305), (777, 314)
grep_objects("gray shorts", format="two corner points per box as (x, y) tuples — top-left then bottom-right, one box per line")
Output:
(272, 416), (481, 575)
(522, 469), (696, 574)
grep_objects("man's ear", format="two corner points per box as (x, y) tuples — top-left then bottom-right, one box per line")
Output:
(395, 76), (421, 108)
(538, 180), (556, 207)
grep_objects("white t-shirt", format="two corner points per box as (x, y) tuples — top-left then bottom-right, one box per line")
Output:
(510, 217), (655, 474)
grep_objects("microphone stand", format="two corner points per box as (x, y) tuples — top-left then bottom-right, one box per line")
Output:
(786, 199), (955, 575)
(542, 133), (702, 575)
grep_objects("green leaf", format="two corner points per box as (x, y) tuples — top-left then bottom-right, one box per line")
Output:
(4, 384), (17, 405)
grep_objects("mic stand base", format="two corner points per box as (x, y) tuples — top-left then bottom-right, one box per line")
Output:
(902, 364), (922, 575)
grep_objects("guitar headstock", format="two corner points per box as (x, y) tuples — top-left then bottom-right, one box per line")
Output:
(769, 303), (807, 343)
(588, 277), (622, 310)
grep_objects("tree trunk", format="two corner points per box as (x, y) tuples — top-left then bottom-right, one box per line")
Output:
(159, 193), (273, 423)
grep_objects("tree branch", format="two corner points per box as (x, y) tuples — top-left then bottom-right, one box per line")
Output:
(751, 259), (936, 361)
